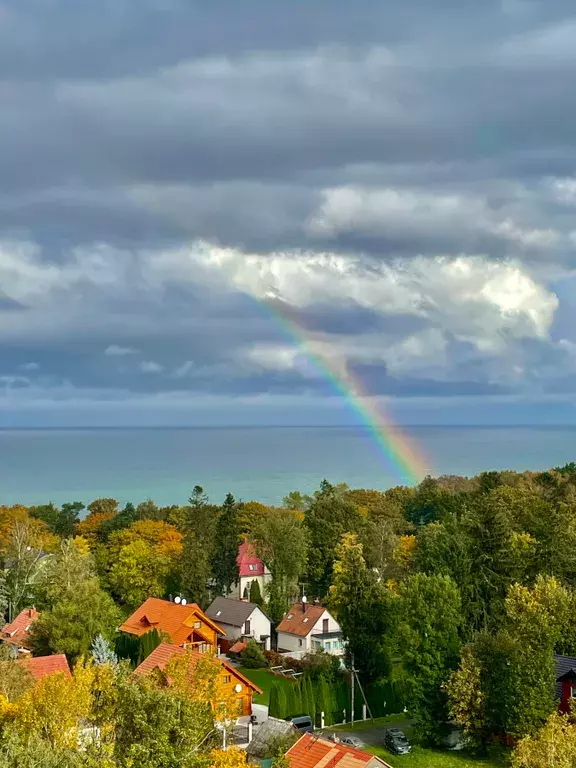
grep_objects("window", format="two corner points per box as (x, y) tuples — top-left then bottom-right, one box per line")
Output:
(299, 639), (303, 648)
(249, 564), (257, 571)
(244, 620), (251, 635)
(572, 685), (576, 699)
(194, 621), (201, 629)
(286, 614), (293, 620)
(216, 611), (221, 617)
(324, 641), (331, 650)
(303, 617), (309, 623)
(223, 675), (231, 684)
(322, 618), (329, 634)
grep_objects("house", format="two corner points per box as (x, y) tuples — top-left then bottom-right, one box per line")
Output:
(1, 607), (39, 656)
(554, 654), (576, 713)
(133, 642), (262, 717)
(17, 654), (71, 681)
(205, 596), (272, 652)
(119, 597), (224, 653)
(228, 541), (272, 601)
(286, 733), (392, 768)
(276, 601), (344, 657)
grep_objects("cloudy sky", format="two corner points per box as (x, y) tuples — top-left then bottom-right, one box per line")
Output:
(2, 0), (576, 426)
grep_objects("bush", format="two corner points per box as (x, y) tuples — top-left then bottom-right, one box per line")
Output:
(241, 639), (267, 669)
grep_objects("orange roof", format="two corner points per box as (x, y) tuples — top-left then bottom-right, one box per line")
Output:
(286, 733), (391, 768)
(228, 640), (247, 654)
(17, 654), (71, 681)
(119, 597), (225, 645)
(133, 642), (262, 694)
(276, 603), (325, 637)
(1, 607), (39, 650)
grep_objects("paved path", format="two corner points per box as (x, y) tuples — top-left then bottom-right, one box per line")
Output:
(320, 718), (414, 748)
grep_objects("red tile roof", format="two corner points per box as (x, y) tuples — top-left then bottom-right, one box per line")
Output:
(276, 603), (325, 637)
(228, 640), (247, 654)
(17, 654), (71, 681)
(133, 642), (262, 694)
(286, 733), (391, 768)
(1, 607), (39, 650)
(119, 597), (225, 646)
(237, 541), (265, 577)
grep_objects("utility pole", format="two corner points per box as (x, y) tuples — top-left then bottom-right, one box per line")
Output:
(351, 653), (355, 727)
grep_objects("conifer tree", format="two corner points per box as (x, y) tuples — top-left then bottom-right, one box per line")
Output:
(213, 493), (241, 595)
(90, 633), (118, 666)
(249, 579), (264, 607)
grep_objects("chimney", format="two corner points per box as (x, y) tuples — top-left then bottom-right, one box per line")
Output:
(302, 595), (308, 612)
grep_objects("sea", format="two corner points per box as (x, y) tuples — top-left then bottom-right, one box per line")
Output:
(0, 426), (574, 508)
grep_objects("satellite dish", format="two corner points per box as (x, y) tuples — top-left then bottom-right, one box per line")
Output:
(234, 683), (243, 693)
(174, 596), (181, 604)
(302, 596), (308, 604)
(181, 598), (187, 606)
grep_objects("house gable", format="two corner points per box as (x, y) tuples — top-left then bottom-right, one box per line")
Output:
(119, 598), (224, 652)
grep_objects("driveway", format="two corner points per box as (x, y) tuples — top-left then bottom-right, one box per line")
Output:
(320, 718), (414, 748)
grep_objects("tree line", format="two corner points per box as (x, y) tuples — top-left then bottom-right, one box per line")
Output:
(4, 465), (576, 763)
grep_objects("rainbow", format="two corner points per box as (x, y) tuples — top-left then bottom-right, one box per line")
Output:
(260, 296), (430, 486)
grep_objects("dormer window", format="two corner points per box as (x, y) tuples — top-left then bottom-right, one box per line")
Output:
(286, 614), (293, 620)
(303, 618), (309, 623)
(216, 611), (221, 617)
(249, 564), (257, 571)
(194, 621), (201, 629)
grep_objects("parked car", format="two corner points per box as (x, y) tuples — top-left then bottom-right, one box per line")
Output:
(285, 715), (314, 734)
(340, 736), (366, 749)
(384, 728), (411, 755)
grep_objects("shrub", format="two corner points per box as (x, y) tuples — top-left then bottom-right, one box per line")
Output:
(241, 639), (267, 669)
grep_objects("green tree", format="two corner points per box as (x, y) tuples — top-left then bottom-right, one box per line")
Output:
(0, 658), (33, 701)
(305, 481), (363, 598)
(251, 507), (308, 613)
(448, 630), (556, 746)
(286, 682), (301, 718)
(213, 493), (241, 595)
(58, 502), (84, 537)
(28, 578), (121, 662)
(395, 572), (463, 742)
(249, 580), (264, 607)
(108, 539), (169, 609)
(180, 487), (219, 608)
(113, 673), (217, 767)
(137, 628), (165, 664)
(329, 534), (391, 680)
(241, 639), (267, 669)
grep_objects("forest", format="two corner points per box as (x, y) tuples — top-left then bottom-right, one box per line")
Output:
(3, 464), (576, 766)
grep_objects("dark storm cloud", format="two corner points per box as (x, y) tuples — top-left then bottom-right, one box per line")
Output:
(2, 0), (576, 421)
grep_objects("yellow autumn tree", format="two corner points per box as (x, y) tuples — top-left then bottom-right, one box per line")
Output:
(393, 534), (416, 569)
(10, 663), (93, 749)
(165, 650), (239, 727)
(208, 747), (248, 767)
(512, 712), (576, 768)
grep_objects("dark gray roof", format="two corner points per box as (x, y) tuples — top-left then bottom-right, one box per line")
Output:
(206, 596), (268, 628)
(554, 654), (576, 697)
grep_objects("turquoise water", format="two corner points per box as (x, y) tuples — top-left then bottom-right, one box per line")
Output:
(0, 426), (574, 507)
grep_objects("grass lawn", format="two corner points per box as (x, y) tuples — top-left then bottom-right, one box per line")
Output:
(334, 714), (413, 733)
(236, 666), (295, 707)
(368, 745), (509, 768)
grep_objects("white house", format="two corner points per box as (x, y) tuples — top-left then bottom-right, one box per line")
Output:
(227, 541), (272, 602)
(206, 595), (272, 652)
(276, 600), (344, 657)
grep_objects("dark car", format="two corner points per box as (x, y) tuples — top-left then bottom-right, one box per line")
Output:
(384, 728), (411, 755)
(285, 715), (314, 734)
